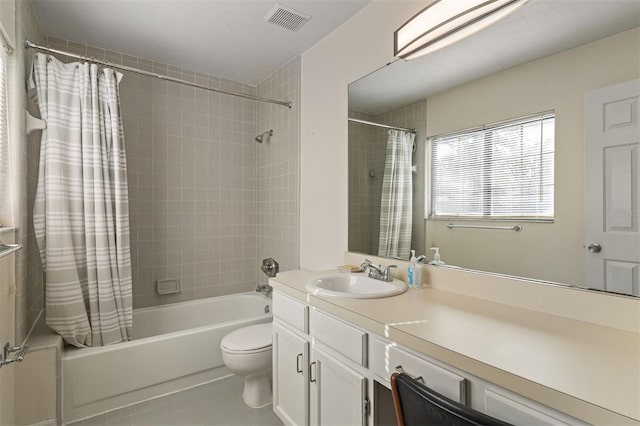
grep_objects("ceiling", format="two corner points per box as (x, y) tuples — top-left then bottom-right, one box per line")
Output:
(349, 0), (640, 115)
(32, 0), (370, 85)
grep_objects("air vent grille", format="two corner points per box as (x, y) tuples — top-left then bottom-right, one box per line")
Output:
(264, 3), (311, 32)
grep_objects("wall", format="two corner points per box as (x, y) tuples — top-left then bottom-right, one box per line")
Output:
(348, 111), (380, 255)
(256, 56), (301, 284)
(6, 0), (45, 345)
(424, 28), (640, 285)
(300, 1), (426, 270)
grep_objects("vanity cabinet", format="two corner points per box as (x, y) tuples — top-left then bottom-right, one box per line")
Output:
(483, 388), (588, 426)
(273, 321), (309, 426)
(309, 345), (368, 426)
(272, 289), (589, 426)
(273, 292), (369, 426)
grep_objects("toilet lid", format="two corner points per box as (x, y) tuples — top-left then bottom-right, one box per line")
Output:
(221, 323), (272, 353)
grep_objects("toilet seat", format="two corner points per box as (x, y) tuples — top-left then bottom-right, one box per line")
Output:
(221, 323), (272, 354)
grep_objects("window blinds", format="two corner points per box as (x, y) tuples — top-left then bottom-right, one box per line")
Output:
(430, 112), (555, 220)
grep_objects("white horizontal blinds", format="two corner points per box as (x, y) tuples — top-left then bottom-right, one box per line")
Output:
(431, 112), (555, 219)
(0, 45), (9, 224)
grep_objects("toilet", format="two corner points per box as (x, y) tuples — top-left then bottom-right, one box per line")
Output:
(221, 322), (273, 408)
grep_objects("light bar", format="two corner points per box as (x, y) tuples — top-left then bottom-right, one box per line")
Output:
(394, 0), (529, 60)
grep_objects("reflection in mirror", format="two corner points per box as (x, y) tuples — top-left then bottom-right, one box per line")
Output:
(348, 1), (640, 296)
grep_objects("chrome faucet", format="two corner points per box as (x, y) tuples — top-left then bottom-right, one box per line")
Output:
(360, 259), (397, 282)
(256, 283), (273, 297)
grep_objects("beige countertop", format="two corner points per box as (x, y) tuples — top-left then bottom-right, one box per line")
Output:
(271, 270), (640, 425)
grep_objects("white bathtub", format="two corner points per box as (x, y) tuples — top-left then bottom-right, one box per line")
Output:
(62, 292), (272, 423)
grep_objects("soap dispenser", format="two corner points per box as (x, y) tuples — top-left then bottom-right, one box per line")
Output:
(430, 247), (445, 266)
(408, 250), (421, 288)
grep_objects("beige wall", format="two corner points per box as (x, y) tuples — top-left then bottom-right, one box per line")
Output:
(5, 0), (45, 344)
(257, 56), (301, 284)
(300, 1), (426, 270)
(425, 28), (640, 286)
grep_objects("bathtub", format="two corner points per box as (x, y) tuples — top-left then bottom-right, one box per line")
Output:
(62, 292), (272, 423)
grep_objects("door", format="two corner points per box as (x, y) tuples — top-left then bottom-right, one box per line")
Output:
(0, 233), (16, 426)
(584, 79), (640, 295)
(273, 321), (309, 426)
(310, 345), (367, 426)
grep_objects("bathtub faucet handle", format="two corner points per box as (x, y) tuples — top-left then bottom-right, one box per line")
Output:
(261, 258), (279, 278)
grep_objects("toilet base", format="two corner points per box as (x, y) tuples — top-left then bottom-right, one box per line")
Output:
(242, 371), (272, 408)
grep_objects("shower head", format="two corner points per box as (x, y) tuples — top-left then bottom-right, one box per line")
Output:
(255, 129), (273, 143)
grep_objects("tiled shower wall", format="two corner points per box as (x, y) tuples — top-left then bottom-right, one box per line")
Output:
(256, 56), (301, 284)
(44, 37), (299, 309)
(348, 111), (384, 255)
(348, 100), (427, 259)
(15, 0), (45, 343)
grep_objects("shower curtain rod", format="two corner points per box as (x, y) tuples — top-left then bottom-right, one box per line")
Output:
(348, 117), (416, 134)
(25, 40), (293, 109)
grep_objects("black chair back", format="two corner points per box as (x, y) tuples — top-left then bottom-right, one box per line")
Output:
(391, 372), (512, 426)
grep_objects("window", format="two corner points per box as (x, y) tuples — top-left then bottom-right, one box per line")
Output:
(430, 112), (554, 220)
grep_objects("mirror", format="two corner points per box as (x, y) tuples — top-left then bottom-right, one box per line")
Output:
(348, 0), (640, 296)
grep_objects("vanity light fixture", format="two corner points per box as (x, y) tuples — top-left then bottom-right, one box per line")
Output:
(394, 0), (529, 59)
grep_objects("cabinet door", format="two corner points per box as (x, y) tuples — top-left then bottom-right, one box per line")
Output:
(310, 346), (368, 426)
(273, 322), (309, 426)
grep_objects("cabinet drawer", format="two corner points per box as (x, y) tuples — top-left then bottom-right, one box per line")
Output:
(485, 389), (587, 426)
(273, 292), (308, 333)
(310, 309), (367, 366)
(370, 338), (466, 404)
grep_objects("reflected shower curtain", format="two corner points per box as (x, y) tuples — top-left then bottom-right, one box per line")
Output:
(31, 53), (132, 347)
(378, 129), (414, 259)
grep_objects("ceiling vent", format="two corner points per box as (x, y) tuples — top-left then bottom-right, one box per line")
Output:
(264, 3), (312, 32)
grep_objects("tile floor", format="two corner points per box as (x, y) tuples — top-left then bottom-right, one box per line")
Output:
(70, 376), (282, 426)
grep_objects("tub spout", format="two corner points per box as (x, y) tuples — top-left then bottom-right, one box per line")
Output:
(256, 283), (273, 297)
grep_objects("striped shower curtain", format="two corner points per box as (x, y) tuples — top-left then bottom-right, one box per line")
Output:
(378, 129), (414, 259)
(31, 53), (132, 347)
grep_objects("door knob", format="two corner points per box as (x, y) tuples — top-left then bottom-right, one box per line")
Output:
(587, 243), (602, 253)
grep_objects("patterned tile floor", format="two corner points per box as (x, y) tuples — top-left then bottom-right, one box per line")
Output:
(70, 376), (282, 426)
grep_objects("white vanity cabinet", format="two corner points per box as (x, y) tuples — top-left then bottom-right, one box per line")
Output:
(273, 292), (369, 426)
(272, 292), (310, 426)
(309, 345), (368, 426)
(308, 308), (369, 426)
(272, 290), (590, 426)
(483, 388), (589, 426)
(273, 321), (309, 426)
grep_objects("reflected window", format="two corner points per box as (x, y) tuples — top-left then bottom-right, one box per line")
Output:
(430, 112), (555, 220)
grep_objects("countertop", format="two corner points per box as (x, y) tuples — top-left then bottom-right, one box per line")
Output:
(270, 270), (640, 425)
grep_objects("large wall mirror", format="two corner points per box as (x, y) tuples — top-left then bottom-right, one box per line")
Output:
(348, 0), (640, 297)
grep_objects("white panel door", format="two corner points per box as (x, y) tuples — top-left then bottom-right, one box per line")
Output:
(584, 79), (640, 295)
(310, 345), (367, 426)
(273, 321), (309, 426)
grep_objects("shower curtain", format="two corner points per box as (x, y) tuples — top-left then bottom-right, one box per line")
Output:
(31, 53), (132, 347)
(378, 129), (414, 259)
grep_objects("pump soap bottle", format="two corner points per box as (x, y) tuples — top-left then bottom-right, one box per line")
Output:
(430, 247), (444, 266)
(408, 250), (421, 288)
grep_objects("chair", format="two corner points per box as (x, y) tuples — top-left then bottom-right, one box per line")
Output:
(390, 372), (512, 426)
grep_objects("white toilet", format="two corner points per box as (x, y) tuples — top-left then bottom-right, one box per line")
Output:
(221, 322), (273, 408)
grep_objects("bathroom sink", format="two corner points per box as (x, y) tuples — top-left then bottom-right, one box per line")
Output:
(306, 274), (407, 299)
